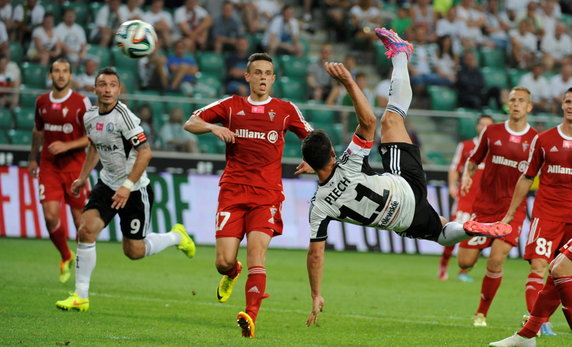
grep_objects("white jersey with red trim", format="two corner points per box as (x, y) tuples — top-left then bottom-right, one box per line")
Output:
(309, 134), (415, 242)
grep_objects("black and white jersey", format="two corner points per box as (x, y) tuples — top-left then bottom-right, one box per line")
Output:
(309, 134), (415, 242)
(83, 101), (150, 191)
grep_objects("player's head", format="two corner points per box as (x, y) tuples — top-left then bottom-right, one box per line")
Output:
(562, 87), (572, 122)
(95, 67), (121, 108)
(507, 86), (532, 120)
(302, 130), (335, 171)
(245, 53), (275, 98)
(476, 114), (494, 134)
(49, 58), (72, 92)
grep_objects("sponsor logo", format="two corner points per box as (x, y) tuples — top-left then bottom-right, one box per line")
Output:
(251, 106), (264, 114)
(380, 200), (399, 226)
(106, 123), (114, 133)
(237, 110), (245, 116)
(51, 103), (62, 111)
(235, 129), (279, 143)
(62, 123), (73, 134)
(41, 108), (47, 114)
(95, 143), (119, 152)
(267, 130), (278, 143)
(339, 152), (350, 165)
(564, 140), (572, 149)
(491, 155), (517, 168)
(550, 146), (559, 152)
(44, 123), (73, 133)
(494, 140), (502, 146)
(517, 160), (528, 173)
(547, 165), (572, 175)
(248, 286), (260, 293)
(509, 135), (521, 143)
(96, 123), (104, 131)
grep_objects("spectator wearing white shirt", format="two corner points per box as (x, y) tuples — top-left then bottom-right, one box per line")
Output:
(143, 0), (173, 47)
(73, 56), (99, 95)
(374, 74), (390, 108)
(0, 54), (20, 109)
(537, 0), (561, 38)
(91, 0), (122, 47)
(119, 0), (144, 23)
(509, 19), (539, 68)
(262, 5), (302, 57)
(410, 0), (437, 42)
(549, 62), (572, 111)
(518, 62), (551, 112)
(455, 0), (486, 47)
(27, 13), (61, 66)
(349, 0), (382, 46)
(251, 0), (281, 33)
(541, 22), (572, 71)
(307, 44), (334, 102)
(505, 0), (532, 17)
(435, 7), (465, 55)
(212, 2), (244, 54)
(174, 0), (213, 53)
(516, 1), (544, 36)
(482, 0), (511, 50)
(55, 8), (87, 68)
(434, 35), (458, 86)
(13, 0), (45, 43)
(0, 20), (7, 56)
(0, 0), (13, 40)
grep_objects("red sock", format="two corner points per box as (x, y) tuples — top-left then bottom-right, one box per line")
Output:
(459, 269), (470, 275)
(440, 245), (455, 266)
(224, 260), (241, 279)
(554, 276), (572, 329)
(245, 266), (266, 323)
(525, 272), (544, 313)
(519, 276), (561, 338)
(476, 268), (502, 316)
(49, 222), (71, 261)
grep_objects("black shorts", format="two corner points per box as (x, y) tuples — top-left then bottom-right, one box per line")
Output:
(84, 179), (154, 240)
(379, 142), (442, 241)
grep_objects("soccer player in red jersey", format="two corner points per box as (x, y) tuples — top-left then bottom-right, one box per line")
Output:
(438, 115), (494, 282)
(28, 58), (91, 283)
(460, 86), (538, 327)
(498, 87), (572, 337)
(184, 53), (313, 338)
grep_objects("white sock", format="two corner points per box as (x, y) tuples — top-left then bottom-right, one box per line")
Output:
(386, 52), (412, 118)
(144, 231), (182, 256)
(438, 222), (470, 246)
(75, 242), (96, 299)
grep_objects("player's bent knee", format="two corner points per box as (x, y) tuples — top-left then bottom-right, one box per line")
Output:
(124, 249), (145, 260)
(550, 254), (572, 277)
(215, 258), (235, 273)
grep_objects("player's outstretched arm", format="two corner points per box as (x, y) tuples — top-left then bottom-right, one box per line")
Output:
(71, 141), (100, 197)
(501, 174), (534, 224)
(184, 114), (236, 143)
(306, 241), (326, 327)
(47, 136), (90, 156)
(28, 127), (44, 178)
(460, 161), (478, 196)
(323, 62), (376, 141)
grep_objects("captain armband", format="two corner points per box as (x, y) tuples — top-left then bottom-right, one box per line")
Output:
(129, 132), (148, 147)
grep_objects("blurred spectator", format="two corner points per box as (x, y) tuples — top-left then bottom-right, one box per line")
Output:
(433, 0), (454, 18)
(482, 0), (511, 50)
(262, 5), (302, 57)
(349, 0), (382, 46)
(0, 20), (7, 56)
(509, 19), (538, 68)
(212, 1), (244, 54)
(455, 0), (486, 48)
(516, 1), (543, 36)
(455, 51), (501, 110)
(537, 0), (560, 38)
(55, 8), (87, 68)
(0, 0), (13, 40)
(137, 103), (157, 148)
(27, 13), (61, 66)
(410, 0), (437, 42)
(119, 0), (144, 23)
(160, 107), (198, 153)
(0, 54), (20, 109)
(549, 62), (572, 112)
(506, 0), (531, 17)
(434, 35), (457, 86)
(518, 62), (551, 112)
(139, 49), (168, 91)
(374, 70), (391, 108)
(251, 0), (281, 32)
(174, 0), (213, 53)
(73, 56), (99, 94)
(435, 7), (464, 53)
(143, 0), (174, 47)
(225, 37), (249, 96)
(91, 0), (122, 47)
(541, 22), (572, 71)
(409, 26), (451, 92)
(13, 0), (45, 43)
(343, 54), (357, 78)
(323, 0), (352, 42)
(167, 39), (198, 95)
(307, 44), (334, 102)
(391, 5), (413, 38)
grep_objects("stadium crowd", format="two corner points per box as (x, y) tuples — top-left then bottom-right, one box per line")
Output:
(0, 0), (572, 154)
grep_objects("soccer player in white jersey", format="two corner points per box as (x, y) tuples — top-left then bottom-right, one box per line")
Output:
(298, 28), (512, 326)
(55, 67), (196, 312)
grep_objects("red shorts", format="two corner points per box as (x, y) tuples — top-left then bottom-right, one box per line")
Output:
(215, 183), (284, 239)
(38, 169), (89, 210)
(560, 238), (572, 260)
(458, 210), (525, 249)
(524, 218), (572, 262)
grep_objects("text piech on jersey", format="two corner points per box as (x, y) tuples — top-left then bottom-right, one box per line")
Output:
(324, 177), (351, 205)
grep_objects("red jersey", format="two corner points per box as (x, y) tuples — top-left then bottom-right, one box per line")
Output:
(469, 121), (537, 217)
(525, 125), (572, 222)
(451, 138), (484, 213)
(196, 95), (313, 190)
(35, 90), (90, 172)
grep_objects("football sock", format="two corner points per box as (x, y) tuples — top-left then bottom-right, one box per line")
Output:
(49, 221), (72, 261)
(245, 266), (266, 323)
(386, 53), (411, 118)
(438, 222), (468, 246)
(144, 231), (182, 256)
(519, 276), (561, 338)
(459, 268), (471, 275)
(75, 242), (96, 299)
(224, 260), (241, 279)
(525, 272), (544, 313)
(476, 267), (503, 315)
(554, 276), (572, 329)
(440, 245), (455, 267)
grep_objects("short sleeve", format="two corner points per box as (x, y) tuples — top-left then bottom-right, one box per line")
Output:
(468, 126), (489, 165)
(193, 96), (232, 124)
(337, 133), (373, 173)
(286, 102), (313, 139)
(117, 105), (147, 147)
(525, 135), (542, 177)
(34, 97), (44, 130)
(309, 201), (331, 242)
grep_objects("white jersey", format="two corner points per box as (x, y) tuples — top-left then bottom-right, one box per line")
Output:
(309, 135), (415, 242)
(83, 101), (150, 191)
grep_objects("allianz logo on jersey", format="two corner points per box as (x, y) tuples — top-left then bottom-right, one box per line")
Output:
(547, 165), (572, 175)
(45, 123), (74, 134)
(235, 129), (279, 143)
(491, 155), (528, 172)
(94, 143), (119, 152)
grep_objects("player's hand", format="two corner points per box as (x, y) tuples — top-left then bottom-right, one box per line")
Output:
(306, 295), (325, 327)
(449, 184), (458, 199)
(460, 174), (472, 196)
(211, 125), (236, 143)
(501, 214), (513, 225)
(71, 178), (86, 197)
(28, 160), (39, 178)
(111, 186), (131, 210)
(295, 161), (315, 175)
(47, 141), (69, 155)
(324, 62), (353, 85)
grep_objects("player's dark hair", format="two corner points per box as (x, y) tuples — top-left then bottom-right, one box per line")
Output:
(246, 53), (273, 73)
(302, 130), (333, 171)
(95, 67), (121, 85)
(564, 87), (572, 100)
(49, 58), (71, 73)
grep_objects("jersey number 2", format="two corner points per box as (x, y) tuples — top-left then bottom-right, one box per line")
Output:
(338, 184), (389, 225)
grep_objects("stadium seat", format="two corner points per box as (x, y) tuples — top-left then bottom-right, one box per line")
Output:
(13, 107), (36, 130)
(428, 86), (457, 111)
(115, 68), (138, 93)
(457, 117), (477, 140)
(88, 2), (104, 21)
(8, 41), (24, 62)
(43, 1), (62, 22)
(196, 73), (222, 97)
(481, 67), (508, 89)
(245, 33), (263, 53)
(18, 85), (38, 108)
(277, 77), (307, 102)
(164, 93), (194, 116)
(132, 91), (165, 121)
(111, 47), (139, 74)
(479, 47), (506, 68)
(313, 122), (343, 145)
(560, 14), (572, 27)
(507, 69), (527, 87)
(0, 130), (8, 144)
(197, 134), (224, 154)
(278, 55), (308, 79)
(196, 52), (225, 79)
(306, 108), (336, 123)
(283, 142), (301, 158)
(7, 129), (32, 145)
(87, 45), (111, 67)
(62, 2), (88, 25)
(21, 63), (48, 88)
(0, 108), (13, 129)
(284, 130), (300, 145)
(427, 152), (448, 165)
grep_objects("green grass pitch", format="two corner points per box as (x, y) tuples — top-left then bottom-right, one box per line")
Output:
(1, 238), (571, 346)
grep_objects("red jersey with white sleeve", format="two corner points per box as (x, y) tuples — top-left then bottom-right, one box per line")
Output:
(35, 89), (91, 172)
(451, 138), (484, 218)
(468, 121), (537, 217)
(525, 125), (572, 222)
(195, 95), (313, 191)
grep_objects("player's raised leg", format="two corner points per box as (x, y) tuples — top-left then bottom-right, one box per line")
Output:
(215, 237), (242, 303)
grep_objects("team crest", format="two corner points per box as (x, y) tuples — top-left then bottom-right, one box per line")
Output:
(268, 111), (276, 121)
(62, 107), (69, 118)
(522, 141), (529, 151)
(268, 207), (278, 224)
(106, 123), (114, 133)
